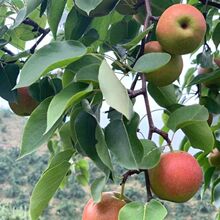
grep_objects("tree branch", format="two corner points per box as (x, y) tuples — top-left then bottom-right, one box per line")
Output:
(22, 18), (48, 34)
(199, 0), (220, 9)
(1, 47), (15, 56)
(29, 28), (50, 54)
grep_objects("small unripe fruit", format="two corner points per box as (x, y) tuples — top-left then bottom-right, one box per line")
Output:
(149, 151), (203, 203)
(144, 41), (183, 86)
(156, 4), (206, 55)
(9, 87), (39, 116)
(82, 192), (126, 220)
(209, 148), (220, 168)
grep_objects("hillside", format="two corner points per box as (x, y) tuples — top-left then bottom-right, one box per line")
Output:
(0, 109), (218, 220)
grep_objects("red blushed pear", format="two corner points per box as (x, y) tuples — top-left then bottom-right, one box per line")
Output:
(156, 4), (207, 55)
(148, 151), (203, 203)
(9, 87), (39, 116)
(144, 41), (183, 87)
(82, 192), (126, 220)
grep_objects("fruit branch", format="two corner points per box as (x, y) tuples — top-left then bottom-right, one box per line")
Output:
(29, 28), (50, 54)
(22, 17), (51, 54)
(199, 0), (220, 9)
(1, 47), (15, 56)
(22, 18), (48, 34)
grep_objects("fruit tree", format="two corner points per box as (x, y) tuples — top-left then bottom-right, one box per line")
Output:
(0, 0), (220, 219)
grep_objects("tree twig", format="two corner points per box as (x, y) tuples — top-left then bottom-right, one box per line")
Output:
(199, 0), (220, 9)
(1, 47), (15, 56)
(29, 28), (50, 54)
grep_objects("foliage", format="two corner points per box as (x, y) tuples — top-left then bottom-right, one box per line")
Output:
(0, 0), (219, 219)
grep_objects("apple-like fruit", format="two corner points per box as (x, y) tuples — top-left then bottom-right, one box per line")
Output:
(82, 192), (126, 220)
(9, 87), (39, 116)
(156, 4), (206, 55)
(144, 41), (183, 86)
(75, 0), (119, 17)
(209, 148), (220, 168)
(198, 67), (220, 88)
(148, 151), (203, 203)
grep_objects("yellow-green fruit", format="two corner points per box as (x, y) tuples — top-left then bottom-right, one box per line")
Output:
(156, 4), (207, 55)
(149, 151), (203, 203)
(116, 0), (139, 15)
(9, 87), (39, 116)
(209, 148), (220, 168)
(75, 0), (119, 17)
(198, 67), (220, 88)
(144, 41), (183, 87)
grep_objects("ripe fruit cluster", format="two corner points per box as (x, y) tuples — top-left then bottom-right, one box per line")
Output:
(144, 4), (207, 87)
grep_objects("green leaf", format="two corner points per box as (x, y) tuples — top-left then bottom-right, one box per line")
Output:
(91, 176), (107, 203)
(124, 113), (144, 166)
(109, 18), (140, 45)
(46, 82), (93, 132)
(133, 53), (171, 73)
(188, 69), (220, 86)
(30, 161), (71, 220)
(167, 104), (209, 131)
(119, 200), (167, 220)
(74, 111), (110, 175)
(213, 22), (220, 48)
(74, 0), (103, 15)
(47, 0), (67, 39)
(212, 178), (220, 208)
(99, 60), (133, 120)
(75, 159), (89, 186)
(151, 0), (179, 16)
(15, 41), (87, 88)
(62, 55), (101, 87)
(47, 149), (74, 170)
(139, 139), (161, 169)
(0, 64), (19, 102)
(148, 83), (178, 109)
(74, 63), (99, 83)
(105, 118), (139, 170)
(95, 125), (113, 171)
(65, 7), (92, 40)
(201, 167), (215, 198)
(59, 122), (74, 150)
(19, 97), (62, 158)
(122, 24), (154, 49)
(13, 0), (42, 28)
(182, 121), (214, 152)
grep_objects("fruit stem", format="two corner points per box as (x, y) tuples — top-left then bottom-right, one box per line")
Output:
(144, 170), (153, 201)
(120, 183), (125, 200)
